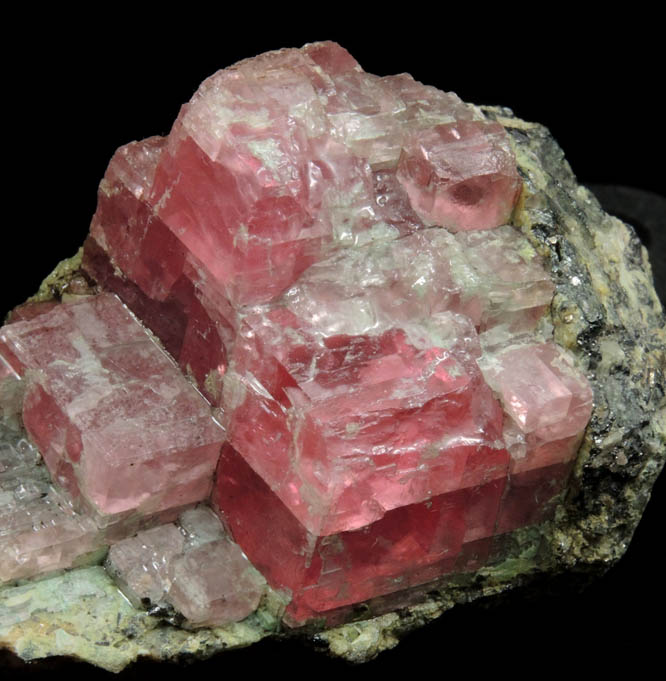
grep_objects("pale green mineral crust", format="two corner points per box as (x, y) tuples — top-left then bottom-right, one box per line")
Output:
(1, 108), (664, 671)
(0, 567), (280, 673)
(24, 248), (85, 305)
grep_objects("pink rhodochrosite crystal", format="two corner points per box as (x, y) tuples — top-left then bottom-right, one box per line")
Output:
(397, 120), (522, 230)
(0, 41), (595, 630)
(106, 506), (266, 627)
(0, 294), (225, 519)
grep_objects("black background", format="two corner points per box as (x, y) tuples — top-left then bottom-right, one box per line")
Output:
(2, 12), (664, 678)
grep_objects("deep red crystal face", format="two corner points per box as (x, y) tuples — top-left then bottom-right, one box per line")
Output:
(0, 41), (593, 625)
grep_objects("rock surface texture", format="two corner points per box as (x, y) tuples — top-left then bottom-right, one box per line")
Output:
(0, 42), (664, 671)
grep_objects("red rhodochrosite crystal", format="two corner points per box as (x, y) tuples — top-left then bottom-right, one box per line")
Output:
(214, 442), (505, 623)
(226, 308), (508, 536)
(0, 41), (594, 627)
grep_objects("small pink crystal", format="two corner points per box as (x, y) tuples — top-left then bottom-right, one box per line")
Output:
(397, 120), (522, 230)
(478, 341), (594, 444)
(106, 506), (265, 626)
(105, 523), (186, 607)
(167, 538), (266, 627)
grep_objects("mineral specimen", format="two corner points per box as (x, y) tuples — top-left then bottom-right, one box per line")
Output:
(0, 38), (594, 617)
(80, 40), (594, 623)
(1, 39), (664, 672)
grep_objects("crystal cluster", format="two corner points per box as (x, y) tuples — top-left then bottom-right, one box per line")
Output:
(82, 41), (521, 403)
(0, 41), (593, 628)
(106, 506), (266, 627)
(213, 227), (592, 621)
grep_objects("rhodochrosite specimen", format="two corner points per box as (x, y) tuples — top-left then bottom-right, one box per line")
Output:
(80, 40), (592, 623)
(0, 40), (595, 632)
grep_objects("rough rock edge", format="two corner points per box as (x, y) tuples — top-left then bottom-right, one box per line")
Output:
(1, 109), (664, 670)
(26, 247), (84, 304)
(319, 107), (666, 660)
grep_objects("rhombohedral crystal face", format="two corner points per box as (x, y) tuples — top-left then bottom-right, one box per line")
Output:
(0, 41), (593, 627)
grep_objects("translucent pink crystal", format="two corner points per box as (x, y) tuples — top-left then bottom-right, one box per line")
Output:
(477, 342), (593, 533)
(0, 402), (210, 584)
(106, 506), (266, 626)
(167, 538), (265, 627)
(106, 523), (186, 607)
(478, 341), (594, 444)
(0, 294), (225, 519)
(0, 436), (102, 583)
(397, 120), (522, 230)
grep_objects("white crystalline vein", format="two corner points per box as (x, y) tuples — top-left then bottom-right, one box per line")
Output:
(247, 138), (289, 181)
